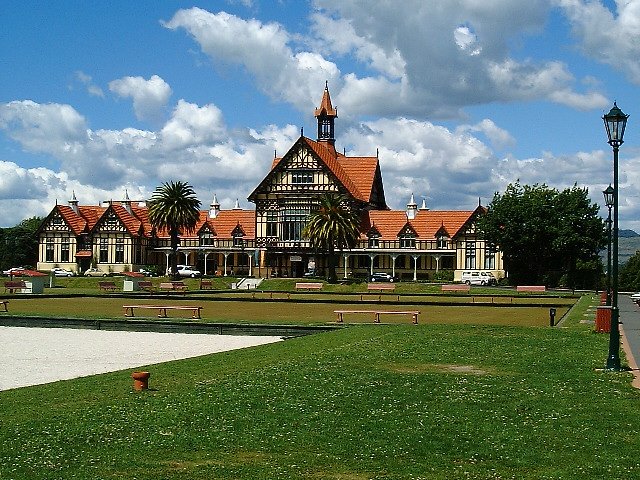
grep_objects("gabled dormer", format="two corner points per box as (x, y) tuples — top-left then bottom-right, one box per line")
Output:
(198, 223), (217, 246)
(367, 224), (381, 248)
(232, 223), (245, 247)
(398, 223), (418, 248)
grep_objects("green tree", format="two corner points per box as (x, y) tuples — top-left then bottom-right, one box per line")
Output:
(147, 181), (201, 279)
(620, 251), (640, 292)
(302, 193), (361, 283)
(477, 182), (605, 287)
(0, 217), (42, 271)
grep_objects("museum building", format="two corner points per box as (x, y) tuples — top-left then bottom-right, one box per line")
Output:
(36, 85), (504, 281)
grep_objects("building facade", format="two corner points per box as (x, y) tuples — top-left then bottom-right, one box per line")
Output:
(37, 85), (503, 281)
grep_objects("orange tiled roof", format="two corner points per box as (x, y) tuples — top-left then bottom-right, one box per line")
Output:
(110, 204), (143, 236)
(363, 209), (475, 239)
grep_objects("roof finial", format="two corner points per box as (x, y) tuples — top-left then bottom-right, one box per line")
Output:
(478, 196), (481, 207)
(325, 80), (328, 90)
(301, 126), (304, 137)
(376, 148), (379, 159)
(274, 149), (277, 159)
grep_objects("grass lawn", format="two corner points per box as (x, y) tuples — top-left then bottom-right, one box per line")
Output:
(3, 295), (573, 326)
(2, 294), (637, 479)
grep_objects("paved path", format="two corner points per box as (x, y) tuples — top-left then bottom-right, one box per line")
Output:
(0, 326), (282, 391)
(619, 294), (640, 386)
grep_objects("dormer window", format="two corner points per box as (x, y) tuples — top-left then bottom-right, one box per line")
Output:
(437, 236), (449, 249)
(400, 233), (416, 249)
(368, 235), (380, 248)
(233, 235), (244, 247)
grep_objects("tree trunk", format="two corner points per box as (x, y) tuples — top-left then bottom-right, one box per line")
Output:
(170, 230), (180, 280)
(327, 245), (337, 284)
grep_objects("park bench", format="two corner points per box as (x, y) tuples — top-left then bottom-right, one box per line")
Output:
(334, 309), (420, 324)
(362, 283), (399, 301)
(98, 281), (117, 292)
(517, 285), (546, 293)
(123, 304), (203, 319)
(295, 282), (323, 291)
(441, 284), (470, 292)
(199, 279), (213, 289)
(159, 282), (188, 294)
(0, 300), (8, 312)
(4, 281), (26, 294)
(138, 281), (156, 293)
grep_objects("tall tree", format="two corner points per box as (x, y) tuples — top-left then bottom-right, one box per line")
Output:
(147, 181), (201, 279)
(477, 182), (605, 287)
(302, 193), (361, 283)
(0, 217), (42, 270)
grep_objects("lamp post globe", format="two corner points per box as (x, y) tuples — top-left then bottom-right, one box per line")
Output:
(603, 103), (629, 371)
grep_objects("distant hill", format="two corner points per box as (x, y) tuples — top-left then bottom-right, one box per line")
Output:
(619, 229), (639, 238)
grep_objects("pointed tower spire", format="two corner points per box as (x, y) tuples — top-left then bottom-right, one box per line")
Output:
(233, 198), (241, 210)
(314, 82), (337, 148)
(420, 197), (429, 211)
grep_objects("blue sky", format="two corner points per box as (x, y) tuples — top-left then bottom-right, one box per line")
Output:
(2, 0), (640, 230)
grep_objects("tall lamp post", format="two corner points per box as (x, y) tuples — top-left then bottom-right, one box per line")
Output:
(603, 102), (629, 371)
(603, 185), (614, 306)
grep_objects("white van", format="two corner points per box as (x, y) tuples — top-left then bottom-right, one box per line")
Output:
(461, 271), (496, 286)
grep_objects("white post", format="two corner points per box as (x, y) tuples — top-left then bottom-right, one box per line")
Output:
(203, 252), (209, 276)
(223, 253), (229, 276)
(164, 252), (170, 275)
(391, 254), (398, 278)
(412, 255), (419, 281)
(343, 254), (348, 279)
(248, 252), (253, 277)
(369, 254), (376, 276)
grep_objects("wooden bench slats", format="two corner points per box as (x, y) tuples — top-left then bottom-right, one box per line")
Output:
(159, 282), (188, 293)
(517, 285), (546, 292)
(123, 305), (202, 318)
(334, 309), (419, 324)
(98, 281), (117, 292)
(442, 284), (470, 292)
(199, 280), (213, 289)
(295, 282), (323, 290)
(4, 281), (26, 293)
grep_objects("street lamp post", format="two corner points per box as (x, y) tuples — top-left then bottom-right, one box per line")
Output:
(603, 185), (614, 306)
(603, 102), (629, 371)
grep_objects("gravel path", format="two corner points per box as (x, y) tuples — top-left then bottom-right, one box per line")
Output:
(0, 326), (282, 391)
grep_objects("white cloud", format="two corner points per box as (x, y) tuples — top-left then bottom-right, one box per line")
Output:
(163, 8), (339, 111)
(559, 0), (640, 84)
(108, 75), (172, 122)
(74, 71), (104, 97)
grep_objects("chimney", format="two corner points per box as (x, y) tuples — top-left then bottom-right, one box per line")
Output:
(209, 194), (220, 219)
(406, 193), (417, 220)
(68, 191), (79, 214)
(122, 190), (133, 215)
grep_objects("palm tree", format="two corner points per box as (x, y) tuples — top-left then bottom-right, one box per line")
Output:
(148, 181), (201, 279)
(302, 193), (361, 283)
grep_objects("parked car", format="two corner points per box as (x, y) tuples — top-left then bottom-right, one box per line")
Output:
(84, 268), (109, 277)
(370, 272), (398, 282)
(176, 265), (201, 278)
(461, 271), (496, 286)
(3, 267), (26, 276)
(51, 267), (74, 277)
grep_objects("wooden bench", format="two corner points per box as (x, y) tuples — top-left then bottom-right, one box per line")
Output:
(4, 281), (26, 294)
(138, 281), (156, 292)
(159, 282), (187, 293)
(0, 300), (8, 312)
(295, 282), (323, 291)
(334, 309), (420, 324)
(98, 281), (117, 292)
(517, 285), (546, 293)
(441, 284), (470, 292)
(199, 279), (213, 289)
(123, 305), (202, 319)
